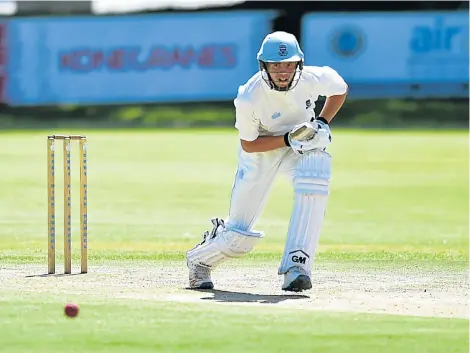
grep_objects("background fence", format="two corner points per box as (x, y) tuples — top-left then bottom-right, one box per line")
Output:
(0, 1), (468, 128)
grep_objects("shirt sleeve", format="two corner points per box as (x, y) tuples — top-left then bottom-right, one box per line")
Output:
(233, 96), (260, 142)
(316, 66), (348, 97)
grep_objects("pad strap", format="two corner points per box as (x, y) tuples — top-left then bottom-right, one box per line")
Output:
(187, 222), (264, 268)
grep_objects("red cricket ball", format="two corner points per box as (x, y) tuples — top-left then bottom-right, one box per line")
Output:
(64, 303), (79, 318)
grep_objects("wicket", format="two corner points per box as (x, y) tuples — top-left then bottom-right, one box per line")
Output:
(47, 134), (88, 274)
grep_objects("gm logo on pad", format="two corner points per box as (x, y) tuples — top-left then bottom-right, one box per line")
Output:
(289, 249), (310, 264)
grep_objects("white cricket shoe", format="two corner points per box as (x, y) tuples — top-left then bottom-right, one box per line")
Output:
(187, 261), (214, 289)
(186, 218), (225, 289)
(282, 266), (312, 292)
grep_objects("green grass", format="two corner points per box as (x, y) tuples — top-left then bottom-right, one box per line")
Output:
(0, 128), (468, 352)
(0, 129), (467, 259)
(0, 292), (468, 353)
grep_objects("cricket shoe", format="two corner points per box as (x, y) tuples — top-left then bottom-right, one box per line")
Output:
(282, 266), (312, 292)
(186, 218), (226, 289)
(187, 261), (214, 289)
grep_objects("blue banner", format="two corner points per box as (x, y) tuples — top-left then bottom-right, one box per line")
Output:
(7, 11), (275, 106)
(301, 11), (469, 99)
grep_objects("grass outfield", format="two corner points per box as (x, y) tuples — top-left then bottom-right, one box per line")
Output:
(0, 129), (468, 352)
(0, 291), (467, 353)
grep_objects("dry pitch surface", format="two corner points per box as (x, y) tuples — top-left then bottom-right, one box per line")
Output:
(2, 262), (467, 319)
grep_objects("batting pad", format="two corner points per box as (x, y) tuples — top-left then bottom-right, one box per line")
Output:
(278, 151), (331, 276)
(186, 227), (264, 268)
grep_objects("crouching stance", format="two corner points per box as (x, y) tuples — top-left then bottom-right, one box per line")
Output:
(186, 31), (347, 292)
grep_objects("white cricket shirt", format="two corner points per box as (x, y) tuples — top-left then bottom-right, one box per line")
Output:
(234, 66), (348, 141)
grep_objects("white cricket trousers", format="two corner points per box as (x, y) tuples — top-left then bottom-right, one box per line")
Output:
(224, 145), (300, 231)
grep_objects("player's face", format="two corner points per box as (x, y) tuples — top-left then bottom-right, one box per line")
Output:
(266, 62), (297, 89)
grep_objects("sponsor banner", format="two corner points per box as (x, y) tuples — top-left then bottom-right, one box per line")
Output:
(7, 11), (275, 106)
(0, 21), (7, 103)
(301, 11), (469, 98)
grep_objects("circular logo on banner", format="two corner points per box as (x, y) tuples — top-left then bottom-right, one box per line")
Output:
(330, 26), (366, 59)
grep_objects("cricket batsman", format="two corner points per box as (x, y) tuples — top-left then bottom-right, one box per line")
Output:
(186, 31), (348, 292)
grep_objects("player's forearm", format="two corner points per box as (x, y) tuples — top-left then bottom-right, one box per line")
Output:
(241, 135), (287, 153)
(319, 90), (348, 122)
